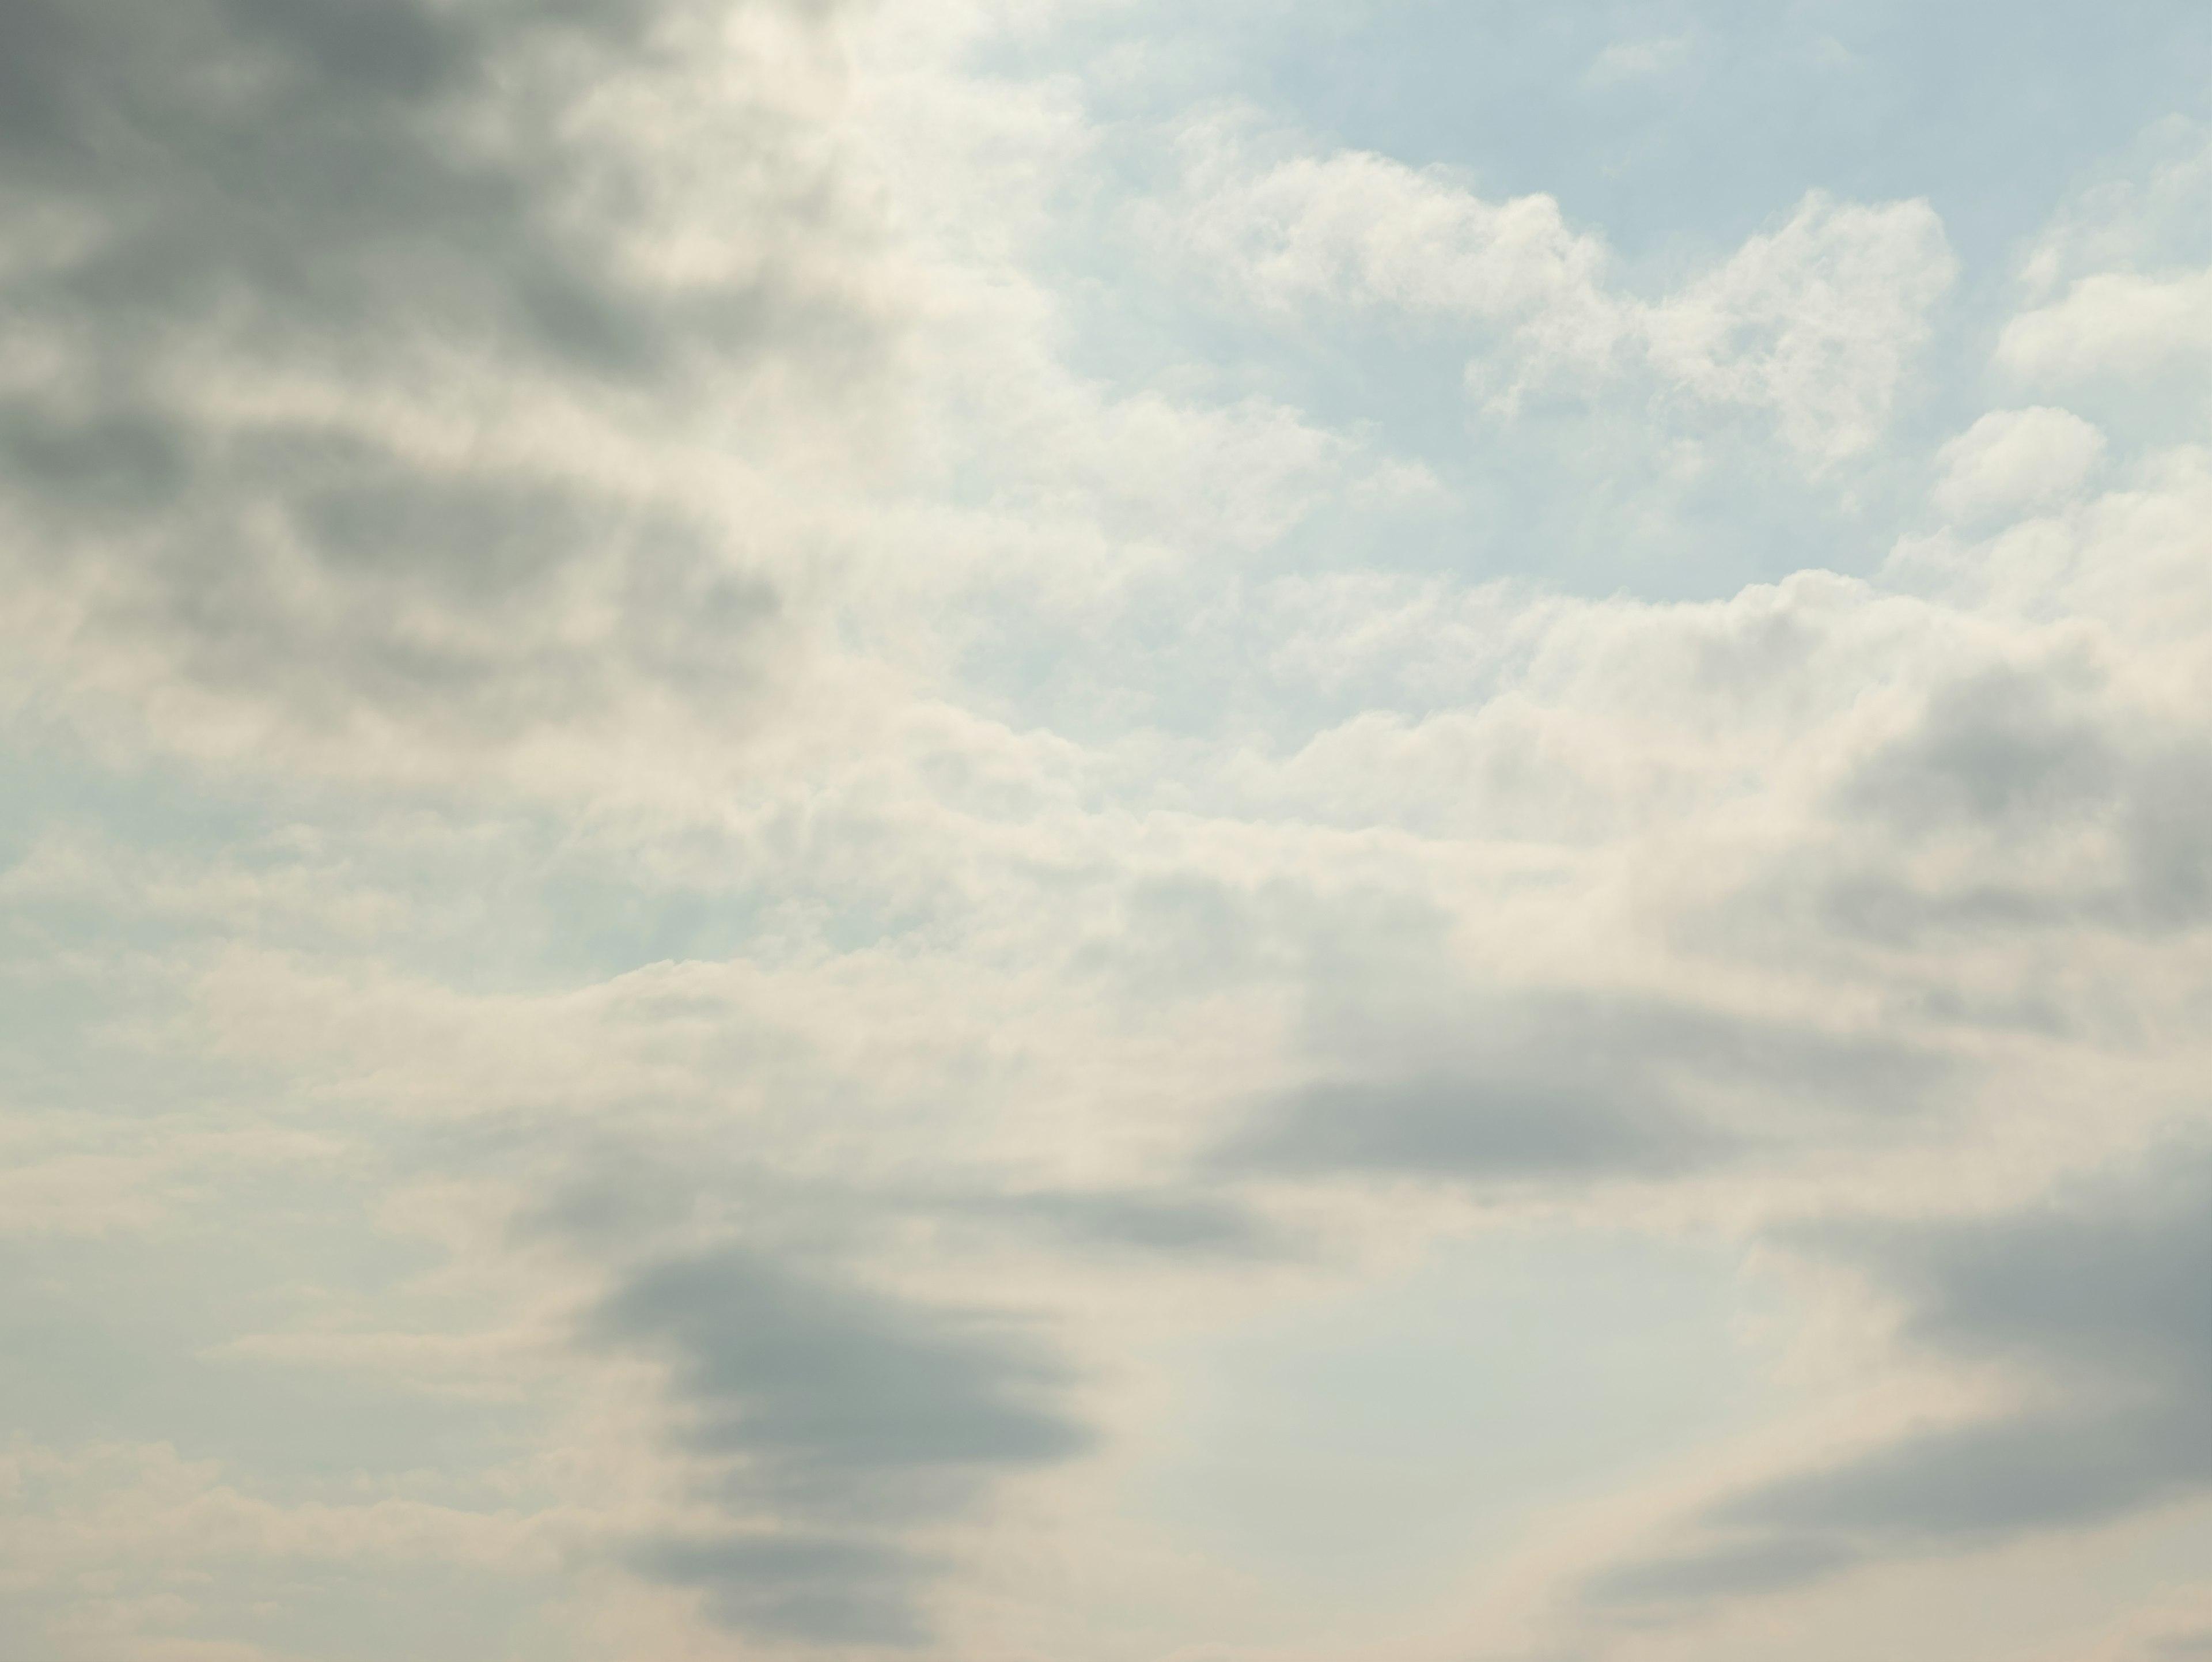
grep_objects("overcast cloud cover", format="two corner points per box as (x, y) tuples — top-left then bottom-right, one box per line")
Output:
(3, 2), (2211, 1659)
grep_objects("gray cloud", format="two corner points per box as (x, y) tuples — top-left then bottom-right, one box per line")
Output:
(0, 0), (790, 371)
(985, 1189), (1271, 1255)
(627, 1532), (935, 1647)
(1585, 1142), (2212, 1615)
(1221, 1071), (1726, 1180)
(592, 1245), (1090, 1642)
(2123, 745), (2212, 925)
(1825, 664), (2212, 941)
(120, 441), (777, 744)
(1214, 995), (1939, 1183)
(522, 1134), (1274, 1262)
(1844, 665), (2121, 831)
(0, 0), (879, 768)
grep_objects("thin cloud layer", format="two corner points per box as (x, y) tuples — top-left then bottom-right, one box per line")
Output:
(1215, 995), (1943, 1184)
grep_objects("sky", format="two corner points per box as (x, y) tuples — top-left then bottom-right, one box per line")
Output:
(2, 2), (2210, 1659)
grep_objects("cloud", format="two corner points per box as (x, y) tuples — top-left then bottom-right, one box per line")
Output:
(1822, 658), (2212, 941)
(5, 8), (2212, 1659)
(0, 0), (891, 785)
(1582, 1142), (2212, 1616)
(1214, 995), (1941, 1186)
(1998, 270), (2212, 383)
(1219, 1070), (1726, 1183)
(595, 1247), (1089, 1506)
(0, 1438), (565, 1662)
(1161, 137), (1953, 460)
(1643, 192), (1956, 463)
(0, 0), (866, 372)
(1995, 119), (2212, 406)
(592, 1244), (1090, 1642)
(1581, 35), (1695, 91)
(627, 1532), (937, 1646)
(1840, 661), (2120, 831)
(1165, 133), (1622, 343)
(960, 1188), (1272, 1256)
(1934, 407), (2107, 521)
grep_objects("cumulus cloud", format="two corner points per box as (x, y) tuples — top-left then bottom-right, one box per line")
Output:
(1998, 269), (2212, 384)
(1160, 137), (1954, 460)
(1643, 192), (1956, 462)
(1164, 132), (1624, 354)
(1995, 118), (2212, 404)
(1933, 408), (2107, 520)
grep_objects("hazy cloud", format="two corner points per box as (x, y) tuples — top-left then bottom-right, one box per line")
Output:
(1217, 996), (1941, 1184)
(627, 1532), (937, 1646)
(1587, 1144), (2212, 1615)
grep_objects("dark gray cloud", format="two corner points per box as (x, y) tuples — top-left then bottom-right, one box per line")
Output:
(592, 1245), (1090, 1643)
(0, 0), (834, 372)
(0, 0), (878, 763)
(1214, 995), (1940, 1183)
(1584, 1142), (2212, 1616)
(596, 1247), (1089, 1504)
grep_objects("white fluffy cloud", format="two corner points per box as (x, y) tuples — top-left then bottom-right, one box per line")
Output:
(1644, 193), (1955, 462)
(1998, 268), (2212, 383)
(1934, 408), (2107, 520)
(1160, 133), (1955, 460)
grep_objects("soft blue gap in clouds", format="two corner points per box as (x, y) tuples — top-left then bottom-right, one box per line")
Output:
(1127, 1229), (1783, 1633)
(1001, 0), (2212, 272)
(949, 0), (2211, 632)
